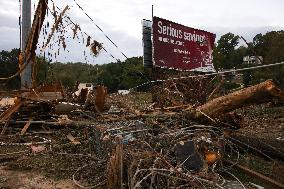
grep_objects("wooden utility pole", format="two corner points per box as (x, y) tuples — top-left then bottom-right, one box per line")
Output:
(21, 0), (32, 89)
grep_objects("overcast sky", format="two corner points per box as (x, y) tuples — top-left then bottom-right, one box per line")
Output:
(0, 0), (283, 64)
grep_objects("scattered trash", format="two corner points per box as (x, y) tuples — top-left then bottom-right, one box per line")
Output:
(67, 133), (81, 145)
(31, 145), (46, 153)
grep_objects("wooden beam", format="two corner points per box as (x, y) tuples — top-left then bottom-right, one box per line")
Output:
(0, 98), (25, 122)
(20, 118), (33, 135)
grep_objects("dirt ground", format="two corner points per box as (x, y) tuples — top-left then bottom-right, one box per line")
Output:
(237, 104), (284, 141)
(0, 166), (77, 189)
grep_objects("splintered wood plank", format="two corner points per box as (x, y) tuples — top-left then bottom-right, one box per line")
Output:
(20, 118), (33, 135)
(107, 142), (123, 189)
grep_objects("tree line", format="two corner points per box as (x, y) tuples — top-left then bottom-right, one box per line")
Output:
(1, 31), (284, 91)
(213, 31), (284, 87)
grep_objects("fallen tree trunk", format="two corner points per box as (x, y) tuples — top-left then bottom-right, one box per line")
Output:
(195, 79), (284, 118)
(96, 80), (284, 125)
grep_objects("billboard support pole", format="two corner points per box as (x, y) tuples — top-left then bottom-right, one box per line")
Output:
(152, 5), (154, 20)
(151, 5), (156, 82)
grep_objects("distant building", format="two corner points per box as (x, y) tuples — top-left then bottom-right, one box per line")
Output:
(118, 90), (130, 95)
(243, 56), (263, 65)
(75, 83), (94, 96)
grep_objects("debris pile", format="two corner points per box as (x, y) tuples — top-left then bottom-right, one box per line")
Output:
(0, 80), (284, 188)
(0, 0), (283, 188)
(152, 77), (213, 107)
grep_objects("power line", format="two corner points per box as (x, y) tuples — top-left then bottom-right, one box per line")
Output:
(47, 0), (119, 62)
(43, 1), (147, 82)
(63, 15), (120, 62)
(70, 0), (152, 81)
(129, 61), (284, 90)
(72, 0), (128, 59)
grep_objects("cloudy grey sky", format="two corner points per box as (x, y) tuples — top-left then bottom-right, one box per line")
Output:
(0, 0), (283, 64)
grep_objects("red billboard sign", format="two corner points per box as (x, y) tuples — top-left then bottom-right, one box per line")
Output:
(152, 17), (216, 72)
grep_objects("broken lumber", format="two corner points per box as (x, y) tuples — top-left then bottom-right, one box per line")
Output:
(20, 118), (33, 135)
(0, 98), (25, 122)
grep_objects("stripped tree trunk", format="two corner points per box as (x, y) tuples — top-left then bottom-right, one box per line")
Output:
(195, 79), (284, 118)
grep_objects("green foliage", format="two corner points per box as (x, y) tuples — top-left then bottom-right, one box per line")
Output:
(217, 33), (239, 55)
(47, 62), (98, 87)
(120, 57), (147, 89)
(35, 56), (49, 84)
(0, 49), (51, 90)
(213, 33), (246, 69)
(0, 48), (21, 90)
(96, 57), (148, 92)
(253, 31), (284, 64)
(213, 31), (284, 87)
(251, 31), (284, 86)
(0, 50), (148, 92)
(45, 56), (147, 92)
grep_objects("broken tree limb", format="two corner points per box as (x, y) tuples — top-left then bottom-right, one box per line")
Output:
(195, 79), (284, 119)
(41, 5), (69, 52)
(0, 0), (48, 82)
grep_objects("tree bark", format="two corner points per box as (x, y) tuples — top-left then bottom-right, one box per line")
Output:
(195, 79), (284, 118)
